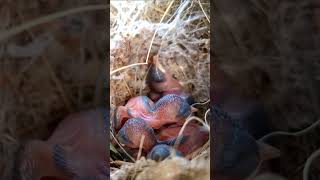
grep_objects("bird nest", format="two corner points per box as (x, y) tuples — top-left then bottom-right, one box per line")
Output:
(0, 1), (106, 179)
(110, 0), (210, 179)
(111, 0), (320, 180)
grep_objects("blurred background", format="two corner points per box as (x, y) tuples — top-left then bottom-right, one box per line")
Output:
(0, 1), (106, 178)
(214, 0), (320, 179)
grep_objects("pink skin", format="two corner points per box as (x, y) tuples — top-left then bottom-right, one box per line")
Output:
(114, 96), (154, 130)
(148, 70), (186, 102)
(117, 118), (180, 159)
(156, 122), (209, 156)
(116, 118), (157, 158)
(115, 94), (191, 130)
(20, 108), (108, 180)
(113, 55), (194, 131)
(146, 55), (192, 103)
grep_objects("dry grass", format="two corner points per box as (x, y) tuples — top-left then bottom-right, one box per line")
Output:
(110, 0), (320, 179)
(111, 156), (210, 180)
(110, 0), (210, 179)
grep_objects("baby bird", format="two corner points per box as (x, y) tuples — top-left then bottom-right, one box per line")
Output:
(114, 96), (154, 130)
(211, 103), (280, 180)
(147, 144), (183, 161)
(211, 66), (280, 179)
(116, 118), (184, 159)
(156, 122), (209, 156)
(115, 94), (192, 130)
(146, 55), (194, 104)
(18, 108), (108, 180)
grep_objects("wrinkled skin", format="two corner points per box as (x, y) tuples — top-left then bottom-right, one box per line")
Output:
(156, 122), (209, 156)
(115, 94), (191, 130)
(114, 96), (154, 130)
(117, 118), (181, 159)
(146, 55), (194, 104)
(117, 118), (157, 155)
(113, 55), (205, 160)
(19, 108), (108, 180)
(116, 118), (208, 160)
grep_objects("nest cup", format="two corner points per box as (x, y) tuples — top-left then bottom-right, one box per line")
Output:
(110, 0), (210, 179)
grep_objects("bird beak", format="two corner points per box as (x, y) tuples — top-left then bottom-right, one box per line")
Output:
(257, 141), (281, 161)
(153, 55), (166, 73)
(191, 107), (198, 113)
(114, 106), (129, 130)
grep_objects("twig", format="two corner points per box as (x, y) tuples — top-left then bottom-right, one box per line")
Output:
(189, 26), (208, 34)
(110, 63), (147, 75)
(198, 0), (210, 23)
(188, 140), (209, 159)
(303, 148), (320, 180)
(139, 64), (152, 95)
(259, 119), (320, 142)
(191, 99), (210, 107)
(110, 132), (136, 162)
(137, 135), (145, 161)
(197, 0), (210, 23)
(204, 108), (210, 125)
(258, 119), (320, 180)
(174, 116), (209, 150)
